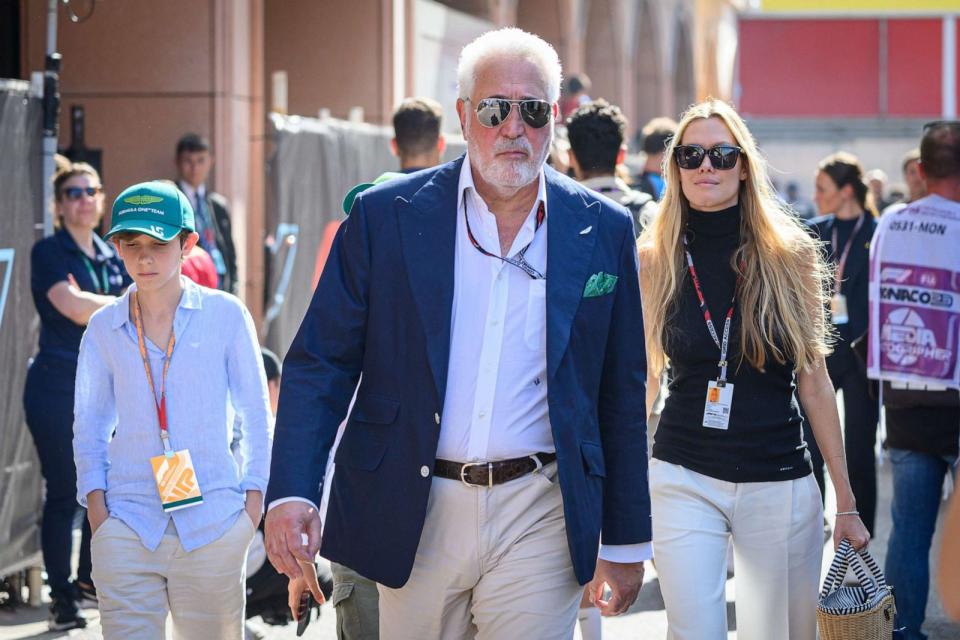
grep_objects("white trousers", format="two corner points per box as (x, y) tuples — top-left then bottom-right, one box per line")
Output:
(650, 459), (823, 640)
(377, 462), (583, 640)
(91, 513), (255, 640)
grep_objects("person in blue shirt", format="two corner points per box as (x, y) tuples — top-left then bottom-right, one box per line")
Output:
(23, 160), (130, 631)
(73, 181), (272, 639)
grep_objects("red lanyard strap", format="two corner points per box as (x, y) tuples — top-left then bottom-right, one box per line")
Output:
(132, 293), (176, 453)
(463, 196), (546, 280)
(830, 213), (866, 294)
(683, 235), (738, 383)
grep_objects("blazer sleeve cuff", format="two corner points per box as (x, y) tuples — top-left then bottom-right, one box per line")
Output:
(598, 542), (653, 563)
(267, 496), (319, 512)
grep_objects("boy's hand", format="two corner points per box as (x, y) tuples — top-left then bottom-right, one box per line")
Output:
(86, 490), (109, 533)
(245, 490), (264, 529)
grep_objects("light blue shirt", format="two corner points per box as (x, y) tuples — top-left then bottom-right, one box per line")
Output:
(74, 278), (273, 552)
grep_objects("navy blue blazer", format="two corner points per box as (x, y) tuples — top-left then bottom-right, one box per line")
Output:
(267, 156), (651, 588)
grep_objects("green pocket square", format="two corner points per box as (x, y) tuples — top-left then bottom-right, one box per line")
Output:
(583, 272), (618, 298)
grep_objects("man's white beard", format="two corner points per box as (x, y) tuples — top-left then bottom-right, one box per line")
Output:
(467, 125), (552, 190)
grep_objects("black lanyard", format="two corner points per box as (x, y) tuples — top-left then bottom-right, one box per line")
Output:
(830, 214), (866, 295)
(463, 196), (546, 280)
(683, 235), (739, 384)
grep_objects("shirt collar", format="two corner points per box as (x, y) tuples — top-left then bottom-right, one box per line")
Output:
(581, 175), (630, 195)
(57, 228), (117, 262)
(178, 182), (206, 202)
(110, 276), (203, 330)
(457, 152), (548, 224)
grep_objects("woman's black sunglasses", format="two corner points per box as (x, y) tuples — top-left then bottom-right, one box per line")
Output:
(63, 186), (103, 200)
(474, 98), (552, 129)
(674, 144), (743, 170)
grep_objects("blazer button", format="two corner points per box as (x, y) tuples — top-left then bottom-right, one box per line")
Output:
(420, 465), (431, 478)
(434, 413), (440, 425)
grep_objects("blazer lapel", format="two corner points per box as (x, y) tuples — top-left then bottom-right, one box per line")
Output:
(396, 158), (461, 404)
(545, 171), (599, 383)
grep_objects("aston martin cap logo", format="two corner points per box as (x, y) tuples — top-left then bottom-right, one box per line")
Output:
(123, 195), (164, 206)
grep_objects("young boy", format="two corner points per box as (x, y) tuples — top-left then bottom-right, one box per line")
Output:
(73, 181), (272, 639)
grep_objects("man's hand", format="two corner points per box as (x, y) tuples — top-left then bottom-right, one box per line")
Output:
(264, 501), (322, 580)
(587, 559), (645, 616)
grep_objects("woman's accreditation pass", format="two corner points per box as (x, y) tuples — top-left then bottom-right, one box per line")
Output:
(703, 381), (734, 430)
(150, 449), (204, 512)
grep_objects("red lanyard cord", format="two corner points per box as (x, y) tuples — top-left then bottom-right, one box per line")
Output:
(132, 293), (176, 452)
(683, 235), (740, 383)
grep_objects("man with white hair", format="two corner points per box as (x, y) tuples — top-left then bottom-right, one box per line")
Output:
(264, 28), (651, 638)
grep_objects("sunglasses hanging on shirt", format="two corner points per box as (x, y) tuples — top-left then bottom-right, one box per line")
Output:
(473, 98), (552, 129)
(674, 144), (743, 171)
(463, 198), (546, 280)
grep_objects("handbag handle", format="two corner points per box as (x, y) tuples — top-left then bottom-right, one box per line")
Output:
(820, 538), (887, 601)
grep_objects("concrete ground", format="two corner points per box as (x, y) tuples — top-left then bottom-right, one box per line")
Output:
(1, 456), (958, 639)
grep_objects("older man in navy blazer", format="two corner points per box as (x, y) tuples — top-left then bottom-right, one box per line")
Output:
(265, 28), (651, 638)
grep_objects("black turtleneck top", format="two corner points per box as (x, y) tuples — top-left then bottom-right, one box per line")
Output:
(652, 204), (812, 482)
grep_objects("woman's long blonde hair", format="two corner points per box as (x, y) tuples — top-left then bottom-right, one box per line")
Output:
(638, 99), (833, 377)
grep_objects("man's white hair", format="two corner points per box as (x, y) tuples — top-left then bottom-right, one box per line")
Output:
(457, 28), (562, 103)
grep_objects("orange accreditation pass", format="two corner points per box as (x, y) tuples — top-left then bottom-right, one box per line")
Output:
(150, 449), (204, 512)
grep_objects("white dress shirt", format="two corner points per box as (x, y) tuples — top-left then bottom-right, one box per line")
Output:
(436, 157), (552, 461)
(273, 156), (651, 563)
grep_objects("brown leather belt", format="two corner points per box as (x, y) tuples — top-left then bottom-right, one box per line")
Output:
(434, 452), (557, 487)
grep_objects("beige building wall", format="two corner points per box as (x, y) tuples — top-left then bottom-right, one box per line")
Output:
(264, 0), (397, 123)
(19, 0), (266, 317)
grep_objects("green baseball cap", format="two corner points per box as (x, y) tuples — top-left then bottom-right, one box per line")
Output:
(104, 181), (196, 242)
(342, 172), (404, 215)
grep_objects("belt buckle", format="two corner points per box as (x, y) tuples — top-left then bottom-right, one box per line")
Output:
(460, 462), (493, 488)
(529, 453), (544, 473)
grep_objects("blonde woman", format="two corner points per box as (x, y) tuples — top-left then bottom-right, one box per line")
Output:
(637, 100), (869, 639)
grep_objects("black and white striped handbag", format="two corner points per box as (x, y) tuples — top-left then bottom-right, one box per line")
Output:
(817, 538), (897, 639)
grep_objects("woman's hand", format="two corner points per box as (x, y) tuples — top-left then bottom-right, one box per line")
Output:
(833, 512), (870, 551)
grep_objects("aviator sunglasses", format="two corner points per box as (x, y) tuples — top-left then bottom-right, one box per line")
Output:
(674, 144), (743, 170)
(473, 98), (552, 129)
(63, 186), (103, 200)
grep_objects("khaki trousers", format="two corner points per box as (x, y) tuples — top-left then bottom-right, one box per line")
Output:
(378, 462), (582, 640)
(650, 459), (823, 640)
(91, 513), (255, 640)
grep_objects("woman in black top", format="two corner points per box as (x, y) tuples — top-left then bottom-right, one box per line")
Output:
(23, 161), (129, 631)
(806, 152), (880, 535)
(637, 100), (869, 640)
